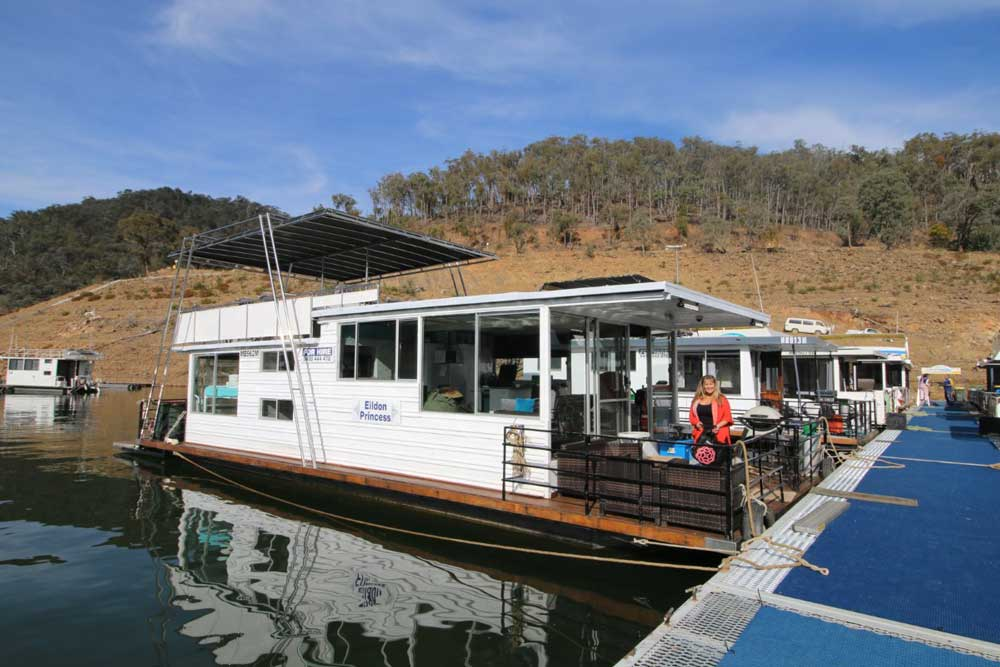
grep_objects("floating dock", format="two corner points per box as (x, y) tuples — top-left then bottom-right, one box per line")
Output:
(618, 404), (1000, 666)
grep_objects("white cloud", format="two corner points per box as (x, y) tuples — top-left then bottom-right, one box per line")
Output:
(713, 106), (906, 151)
(152, 0), (575, 79)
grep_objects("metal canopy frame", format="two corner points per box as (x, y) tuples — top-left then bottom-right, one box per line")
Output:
(170, 208), (496, 283)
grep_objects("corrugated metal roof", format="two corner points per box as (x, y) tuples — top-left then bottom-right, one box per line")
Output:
(172, 209), (496, 281)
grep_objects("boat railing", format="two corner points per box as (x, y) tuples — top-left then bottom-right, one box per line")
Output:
(762, 397), (877, 439)
(501, 427), (798, 540)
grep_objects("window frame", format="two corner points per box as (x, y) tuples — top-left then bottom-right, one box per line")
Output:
(260, 349), (295, 373)
(259, 398), (294, 421)
(190, 352), (240, 416)
(338, 318), (418, 382)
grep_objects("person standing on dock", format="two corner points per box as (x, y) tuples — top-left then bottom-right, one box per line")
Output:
(943, 376), (955, 404)
(917, 373), (931, 407)
(689, 375), (733, 444)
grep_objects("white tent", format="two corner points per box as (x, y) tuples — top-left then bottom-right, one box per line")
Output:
(921, 364), (962, 375)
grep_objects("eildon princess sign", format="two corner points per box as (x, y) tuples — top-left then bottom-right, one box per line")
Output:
(353, 398), (401, 425)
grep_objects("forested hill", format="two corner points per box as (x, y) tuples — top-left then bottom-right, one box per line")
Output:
(369, 132), (1000, 253)
(2, 132), (999, 315)
(0, 188), (275, 313)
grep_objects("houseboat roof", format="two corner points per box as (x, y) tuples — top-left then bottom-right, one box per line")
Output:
(0, 348), (101, 361)
(172, 208), (496, 282)
(540, 274), (653, 290)
(315, 281), (770, 331)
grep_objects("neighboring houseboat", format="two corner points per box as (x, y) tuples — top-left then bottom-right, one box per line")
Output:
(618, 328), (876, 442)
(0, 348), (101, 395)
(973, 345), (1000, 433)
(824, 333), (912, 424)
(127, 210), (833, 553)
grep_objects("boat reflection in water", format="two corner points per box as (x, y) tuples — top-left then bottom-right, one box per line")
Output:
(139, 473), (654, 666)
(2, 393), (87, 428)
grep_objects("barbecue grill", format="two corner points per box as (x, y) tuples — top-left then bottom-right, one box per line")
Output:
(739, 404), (785, 442)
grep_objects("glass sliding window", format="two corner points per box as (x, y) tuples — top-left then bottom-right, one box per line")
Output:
(422, 315), (475, 413)
(261, 350), (294, 372)
(9, 359), (22, 370)
(550, 312), (589, 437)
(192, 353), (240, 414)
(213, 354), (239, 415)
(479, 313), (540, 415)
(706, 352), (741, 395)
(192, 356), (215, 414)
(24, 359), (39, 371)
(856, 362), (884, 390)
(357, 321), (396, 380)
(397, 320), (418, 380)
(596, 322), (629, 435)
(679, 353), (704, 391)
(339, 324), (356, 379)
(260, 399), (294, 421)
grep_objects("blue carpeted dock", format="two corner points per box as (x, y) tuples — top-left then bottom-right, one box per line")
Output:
(619, 405), (1000, 666)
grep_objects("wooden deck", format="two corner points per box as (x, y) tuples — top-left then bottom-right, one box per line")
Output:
(134, 438), (739, 554)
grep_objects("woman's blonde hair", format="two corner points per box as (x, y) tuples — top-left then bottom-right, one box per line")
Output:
(694, 375), (723, 402)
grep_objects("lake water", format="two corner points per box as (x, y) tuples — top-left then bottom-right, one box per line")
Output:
(0, 391), (711, 666)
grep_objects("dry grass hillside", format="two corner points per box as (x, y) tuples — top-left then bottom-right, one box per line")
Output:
(1, 225), (997, 389)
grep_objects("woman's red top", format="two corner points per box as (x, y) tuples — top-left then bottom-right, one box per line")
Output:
(689, 394), (733, 444)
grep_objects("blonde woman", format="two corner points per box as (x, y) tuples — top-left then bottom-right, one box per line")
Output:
(689, 375), (734, 444)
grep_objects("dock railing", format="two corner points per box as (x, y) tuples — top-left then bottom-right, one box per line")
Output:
(501, 428), (796, 540)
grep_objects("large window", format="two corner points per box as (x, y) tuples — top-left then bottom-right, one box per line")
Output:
(339, 320), (417, 381)
(855, 362), (884, 390)
(8, 359), (23, 370)
(422, 315), (475, 413)
(339, 324), (357, 378)
(261, 350), (295, 372)
(784, 357), (835, 396)
(479, 313), (540, 415)
(886, 364), (904, 388)
(358, 321), (395, 380)
(398, 320), (418, 380)
(706, 352), (741, 395)
(192, 353), (239, 415)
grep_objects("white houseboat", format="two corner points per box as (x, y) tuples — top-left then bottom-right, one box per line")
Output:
(825, 333), (912, 424)
(128, 210), (813, 553)
(973, 344), (1000, 433)
(1, 348), (101, 395)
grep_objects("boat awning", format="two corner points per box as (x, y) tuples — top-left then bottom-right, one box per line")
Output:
(316, 281), (770, 331)
(171, 209), (496, 282)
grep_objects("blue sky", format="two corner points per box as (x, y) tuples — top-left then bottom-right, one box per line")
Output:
(2, 0), (999, 217)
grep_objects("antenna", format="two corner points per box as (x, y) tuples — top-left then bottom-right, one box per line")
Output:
(749, 251), (765, 312)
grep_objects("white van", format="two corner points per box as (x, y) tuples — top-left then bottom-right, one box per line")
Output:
(784, 317), (831, 335)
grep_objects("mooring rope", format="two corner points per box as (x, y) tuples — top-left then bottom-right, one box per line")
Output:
(723, 438), (831, 576)
(818, 416), (1000, 471)
(172, 452), (719, 572)
(818, 416), (905, 470)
